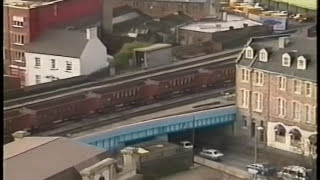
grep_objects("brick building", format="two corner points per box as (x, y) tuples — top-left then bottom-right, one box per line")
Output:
(235, 26), (317, 158)
(118, 0), (226, 19)
(3, 0), (102, 86)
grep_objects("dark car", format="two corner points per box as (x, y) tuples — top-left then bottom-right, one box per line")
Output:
(246, 163), (277, 176)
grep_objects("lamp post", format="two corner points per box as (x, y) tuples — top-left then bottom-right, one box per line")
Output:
(253, 126), (264, 180)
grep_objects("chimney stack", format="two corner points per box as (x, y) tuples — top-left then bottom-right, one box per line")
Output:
(278, 37), (290, 49)
(102, 0), (113, 34)
(12, 131), (30, 141)
(86, 27), (98, 40)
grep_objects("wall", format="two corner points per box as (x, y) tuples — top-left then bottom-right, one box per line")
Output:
(25, 53), (81, 86)
(178, 29), (213, 45)
(80, 38), (109, 75)
(145, 48), (172, 68)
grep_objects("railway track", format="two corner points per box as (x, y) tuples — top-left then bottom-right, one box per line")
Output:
(34, 86), (235, 137)
(4, 49), (241, 110)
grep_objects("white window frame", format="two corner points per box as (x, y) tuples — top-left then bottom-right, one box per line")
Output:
(35, 57), (41, 68)
(241, 68), (249, 82)
(297, 56), (306, 70)
(259, 49), (268, 62)
(253, 92), (263, 112)
(293, 79), (301, 94)
(305, 82), (312, 97)
(245, 46), (254, 59)
(13, 51), (24, 62)
(292, 101), (301, 121)
(277, 97), (286, 117)
(305, 104), (312, 124)
(278, 76), (287, 91)
(13, 34), (25, 45)
(282, 53), (291, 67)
(51, 59), (57, 70)
(253, 71), (264, 86)
(66, 61), (72, 71)
(12, 16), (24, 28)
(35, 75), (41, 84)
(240, 89), (249, 108)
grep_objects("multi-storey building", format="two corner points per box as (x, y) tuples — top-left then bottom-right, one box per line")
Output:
(119, 0), (227, 19)
(3, 0), (102, 86)
(235, 26), (317, 158)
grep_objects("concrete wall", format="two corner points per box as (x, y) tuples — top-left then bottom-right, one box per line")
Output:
(80, 38), (109, 75)
(25, 53), (81, 86)
(145, 48), (172, 68)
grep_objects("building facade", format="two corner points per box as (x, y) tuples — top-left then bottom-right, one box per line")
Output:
(3, 0), (102, 86)
(235, 27), (317, 158)
(25, 28), (109, 86)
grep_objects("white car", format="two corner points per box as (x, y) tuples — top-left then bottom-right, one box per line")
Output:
(199, 149), (224, 161)
(277, 165), (312, 180)
(180, 141), (193, 149)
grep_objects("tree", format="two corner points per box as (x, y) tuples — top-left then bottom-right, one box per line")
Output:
(114, 41), (150, 70)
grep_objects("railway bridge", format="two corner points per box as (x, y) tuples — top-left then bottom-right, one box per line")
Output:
(74, 105), (236, 151)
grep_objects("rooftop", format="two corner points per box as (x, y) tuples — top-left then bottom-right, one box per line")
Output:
(4, 0), (63, 9)
(179, 14), (262, 33)
(238, 26), (317, 82)
(4, 137), (107, 180)
(25, 28), (89, 57)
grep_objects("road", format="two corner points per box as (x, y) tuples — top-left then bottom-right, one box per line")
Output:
(160, 164), (247, 180)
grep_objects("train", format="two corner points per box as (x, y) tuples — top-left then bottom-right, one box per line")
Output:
(4, 62), (236, 139)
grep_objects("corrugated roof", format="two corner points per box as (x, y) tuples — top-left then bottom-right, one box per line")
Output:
(4, 137), (106, 180)
(134, 43), (172, 52)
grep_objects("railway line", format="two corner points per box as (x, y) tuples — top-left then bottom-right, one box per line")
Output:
(4, 48), (241, 110)
(34, 86), (235, 137)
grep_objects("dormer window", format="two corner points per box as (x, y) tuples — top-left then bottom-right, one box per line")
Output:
(297, 56), (306, 70)
(259, 49), (268, 62)
(245, 46), (254, 59)
(282, 53), (291, 67)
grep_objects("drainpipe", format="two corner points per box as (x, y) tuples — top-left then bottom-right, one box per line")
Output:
(192, 114), (195, 147)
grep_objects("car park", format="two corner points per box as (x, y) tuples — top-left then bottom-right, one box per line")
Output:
(179, 141), (193, 149)
(246, 163), (276, 176)
(199, 149), (224, 161)
(277, 165), (312, 180)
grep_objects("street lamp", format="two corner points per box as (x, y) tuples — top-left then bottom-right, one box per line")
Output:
(254, 126), (264, 164)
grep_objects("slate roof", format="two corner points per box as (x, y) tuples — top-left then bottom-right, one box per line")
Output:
(237, 27), (317, 82)
(25, 29), (88, 58)
(4, 137), (108, 180)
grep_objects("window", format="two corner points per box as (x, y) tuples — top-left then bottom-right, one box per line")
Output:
(305, 82), (312, 97)
(240, 89), (249, 108)
(274, 124), (286, 143)
(14, 51), (24, 61)
(13, 34), (25, 45)
(297, 56), (306, 70)
(245, 46), (254, 59)
(282, 53), (291, 67)
(259, 49), (268, 62)
(253, 92), (263, 112)
(66, 61), (72, 71)
(51, 59), (56, 69)
(293, 80), (301, 94)
(12, 16), (24, 27)
(241, 68), (249, 82)
(35, 57), (40, 67)
(277, 98), (286, 117)
(278, 76), (287, 90)
(35, 75), (41, 84)
(254, 71), (264, 86)
(292, 101), (301, 120)
(305, 105), (311, 123)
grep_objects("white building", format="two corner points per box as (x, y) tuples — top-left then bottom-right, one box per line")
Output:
(25, 27), (109, 86)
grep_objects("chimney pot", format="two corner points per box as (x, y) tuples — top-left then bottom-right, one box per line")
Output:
(278, 37), (290, 48)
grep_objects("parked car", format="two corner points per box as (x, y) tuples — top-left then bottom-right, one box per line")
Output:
(246, 163), (277, 176)
(180, 141), (193, 149)
(199, 149), (224, 161)
(277, 165), (312, 180)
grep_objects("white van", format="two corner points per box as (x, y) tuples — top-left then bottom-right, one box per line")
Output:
(179, 141), (193, 149)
